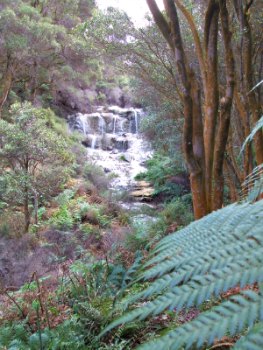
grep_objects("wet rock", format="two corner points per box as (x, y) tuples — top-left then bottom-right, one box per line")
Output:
(114, 137), (129, 151)
(130, 180), (154, 200)
(130, 187), (155, 198)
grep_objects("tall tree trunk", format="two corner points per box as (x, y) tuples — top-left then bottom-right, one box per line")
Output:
(203, 0), (219, 211)
(234, 88), (253, 177)
(33, 191), (38, 225)
(24, 188), (30, 233)
(242, 9), (263, 165)
(23, 159), (30, 233)
(234, 0), (263, 165)
(164, 0), (207, 218)
(212, 0), (235, 210)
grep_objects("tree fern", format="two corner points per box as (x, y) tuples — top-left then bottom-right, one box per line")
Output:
(240, 164), (263, 202)
(241, 116), (263, 153)
(102, 200), (263, 349)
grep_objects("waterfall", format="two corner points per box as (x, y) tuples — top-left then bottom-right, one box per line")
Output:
(91, 135), (97, 149)
(134, 109), (139, 134)
(79, 114), (87, 135)
(120, 119), (126, 132)
(99, 115), (106, 134)
(68, 106), (152, 191)
(113, 115), (117, 134)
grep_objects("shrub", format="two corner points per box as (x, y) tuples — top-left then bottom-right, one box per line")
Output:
(125, 221), (151, 252)
(0, 211), (25, 237)
(49, 205), (74, 230)
(83, 162), (109, 193)
(161, 198), (193, 227)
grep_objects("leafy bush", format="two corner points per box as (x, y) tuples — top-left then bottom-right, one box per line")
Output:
(103, 200), (263, 349)
(83, 162), (109, 193)
(160, 198), (193, 227)
(49, 205), (74, 230)
(0, 211), (25, 237)
(125, 221), (150, 252)
(56, 189), (76, 206)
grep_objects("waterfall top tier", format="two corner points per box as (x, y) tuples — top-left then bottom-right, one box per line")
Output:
(68, 106), (143, 151)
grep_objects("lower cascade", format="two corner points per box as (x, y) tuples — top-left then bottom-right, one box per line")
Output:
(68, 105), (153, 192)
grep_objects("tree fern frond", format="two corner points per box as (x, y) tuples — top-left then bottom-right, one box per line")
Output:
(127, 246), (263, 305)
(137, 292), (263, 350)
(143, 202), (263, 279)
(147, 202), (262, 265)
(241, 116), (263, 154)
(141, 238), (260, 281)
(117, 264), (263, 325)
(233, 322), (263, 350)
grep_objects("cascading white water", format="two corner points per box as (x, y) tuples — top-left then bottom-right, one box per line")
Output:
(91, 135), (97, 149)
(134, 109), (139, 134)
(113, 115), (117, 134)
(69, 106), (152, 191)
(79, 114), (87, 136)
(98, 115), (106, 134)
(120, 119), (126, 132)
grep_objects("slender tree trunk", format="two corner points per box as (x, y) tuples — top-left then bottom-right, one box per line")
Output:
(24, 189), (30, 233)
(164, 0), (207, 218)
(212, 0), (235, 210)
(242, 10), (263, 165)
(23, 159), (30, 233)
(203, 0), (219, 211)
(0, 67), (12, 118)
(34, 191), (38, 225)
(234, 89), (253, 177)
(234, 0), (263, 165)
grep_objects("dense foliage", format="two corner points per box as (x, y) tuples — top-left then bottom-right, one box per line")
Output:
(0, 103), (72, 232)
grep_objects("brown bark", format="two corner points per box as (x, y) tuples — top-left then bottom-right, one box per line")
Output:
(234, 89), (253, 176)
(146, 0), (174, 50)
(165, 0), (208, 218)
(212, 0), (235, 210)
(242, 7), (263, 165)
(234, 0), (263, 165)
(203, 0), (220, 210)
(175, 0), (206, 86)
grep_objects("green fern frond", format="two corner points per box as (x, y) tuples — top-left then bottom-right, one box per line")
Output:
(115, 264), (263, 328)
(241, 116), (263, 153)
(143, 201), (263, 279)
(233, 322), (263, 350)
(102, 200), (263, 348)
(148, 202), (259, 262)
(137, 291), (263, 350)
(127, 245), (263, 305)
